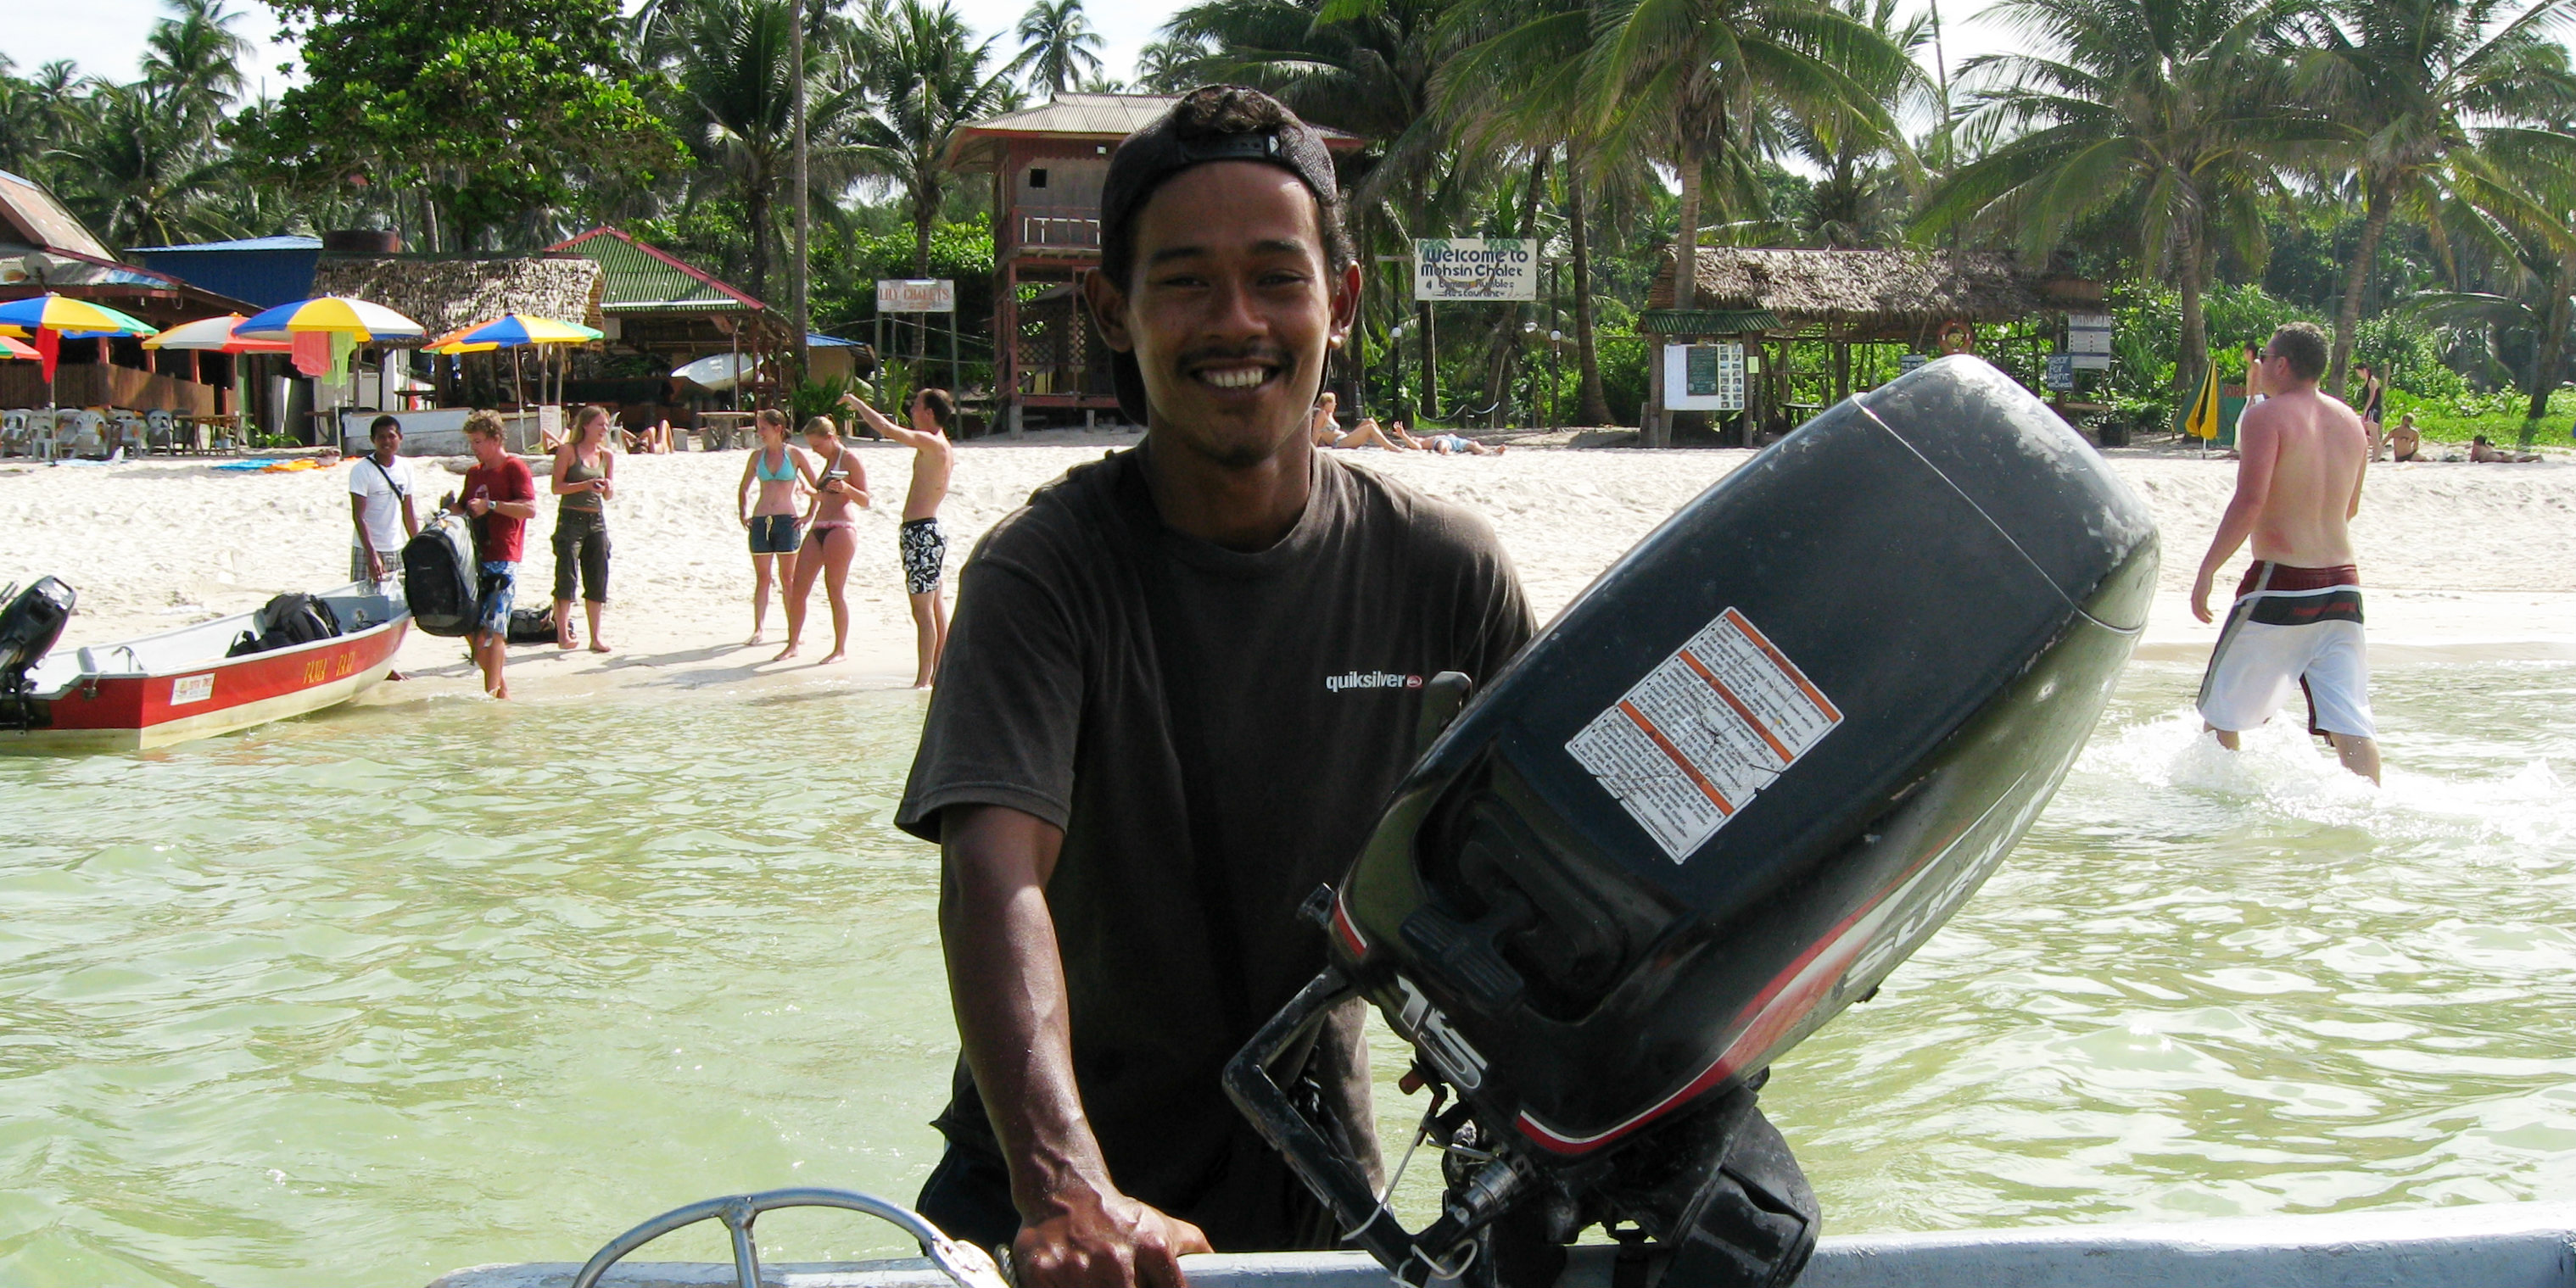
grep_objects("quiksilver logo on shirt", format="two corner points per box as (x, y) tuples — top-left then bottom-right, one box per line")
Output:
(1326, 670), (1424, 693)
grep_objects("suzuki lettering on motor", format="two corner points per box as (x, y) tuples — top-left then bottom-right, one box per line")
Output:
(1226, 357), (2159, 1288)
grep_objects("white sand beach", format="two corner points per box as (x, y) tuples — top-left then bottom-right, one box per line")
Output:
(7, 433), (2572, 703)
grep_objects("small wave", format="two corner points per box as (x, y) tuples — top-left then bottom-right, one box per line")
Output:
(2073, 706), (2574, 856)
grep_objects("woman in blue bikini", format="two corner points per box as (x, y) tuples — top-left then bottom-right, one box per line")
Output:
(735, 409), (811, 645)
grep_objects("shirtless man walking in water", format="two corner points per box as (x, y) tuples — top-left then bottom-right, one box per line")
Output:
(844, 387), (956, 687)
(2191, 321), (2382, 782)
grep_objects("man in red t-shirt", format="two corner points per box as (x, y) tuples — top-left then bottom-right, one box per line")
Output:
(446, 410), (538, 699)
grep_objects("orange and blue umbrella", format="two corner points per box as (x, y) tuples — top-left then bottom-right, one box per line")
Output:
(424, 312), (601, 354)
(232, 296), (425, 343)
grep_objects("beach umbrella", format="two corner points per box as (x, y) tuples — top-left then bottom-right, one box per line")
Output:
(0, 336), (36, 360)
(142, 314), (292, 354)
(0, 294), (158, 337)
(234, 298), (425, 440)
(231, 296), (425, 343)
(2182, 354), (2221, 454)
(425, 313), (604, 412)
(0, 293), (159, 406)
(423, 312), (601, 354)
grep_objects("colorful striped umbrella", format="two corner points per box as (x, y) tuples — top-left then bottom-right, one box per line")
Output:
(0, 293), (159, 338)
(0, 293), (160, 400)
(142, 314), (293, 354)
(232, 296), (425, 342)
(423, 312), (602, 354)
(0, 335), (36, 360)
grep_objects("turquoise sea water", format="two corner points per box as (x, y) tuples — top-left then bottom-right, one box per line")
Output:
(0, 661), (2570, 1286)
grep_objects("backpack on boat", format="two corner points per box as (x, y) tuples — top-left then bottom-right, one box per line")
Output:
(227, 593), (343, 657)
(403, 511), (479, 638)
(506, 606), (558, 645)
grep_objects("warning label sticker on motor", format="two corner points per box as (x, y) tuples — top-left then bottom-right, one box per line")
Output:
(1566, 607), (1842, 862)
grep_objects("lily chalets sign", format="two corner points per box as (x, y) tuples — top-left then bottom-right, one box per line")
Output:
(1413, 238), (1538, 301)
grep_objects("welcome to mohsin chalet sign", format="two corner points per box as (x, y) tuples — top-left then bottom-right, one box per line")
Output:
(1413, 238), (1538, 301)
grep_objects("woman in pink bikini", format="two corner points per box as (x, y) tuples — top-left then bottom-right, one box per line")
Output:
(775, 415), (869, 664)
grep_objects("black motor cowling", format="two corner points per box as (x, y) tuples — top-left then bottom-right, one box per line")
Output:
(0, 577), (75, 731)
(1229, 357), (2157, 1287)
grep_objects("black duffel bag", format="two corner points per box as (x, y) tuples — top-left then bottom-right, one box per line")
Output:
(506, 606), (558, 645)
(403, 510), (479, 638)
(227, 592), (343, 656)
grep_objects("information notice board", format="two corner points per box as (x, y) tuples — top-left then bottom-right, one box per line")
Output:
(1663, 342), (1746, 411)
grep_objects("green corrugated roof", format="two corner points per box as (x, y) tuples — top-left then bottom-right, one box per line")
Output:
(1639, 309), (1781, 335)
(551, 228), (761, 312)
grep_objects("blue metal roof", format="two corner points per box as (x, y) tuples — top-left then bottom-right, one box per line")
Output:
(808, 332), (864, 348)
(133, 239), (323, 309)
(126, 236), (324, 254)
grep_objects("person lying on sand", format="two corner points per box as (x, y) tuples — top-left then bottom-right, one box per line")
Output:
(2469, 435), (2540, 462)
(1422, 430), (1505, 455)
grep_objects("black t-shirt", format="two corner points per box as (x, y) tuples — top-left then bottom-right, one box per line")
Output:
(897, 445), (1533, 1251)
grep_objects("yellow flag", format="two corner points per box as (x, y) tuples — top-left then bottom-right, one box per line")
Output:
(2183, 354), (2221, 440)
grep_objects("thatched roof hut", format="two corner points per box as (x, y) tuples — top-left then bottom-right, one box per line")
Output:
(1649, 248), (2098, 334)
(309, 254), (606, 335)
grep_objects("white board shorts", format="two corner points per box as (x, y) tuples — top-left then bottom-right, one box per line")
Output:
(2198, 561), (2376, 739)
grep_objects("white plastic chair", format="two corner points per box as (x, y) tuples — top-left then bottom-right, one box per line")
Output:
(109, 411), (148, 455)
(144, 409), (176, 454)
(61, 410), (106, 458)
(26, 410), (59, 461)
(0, 410), (25, 457)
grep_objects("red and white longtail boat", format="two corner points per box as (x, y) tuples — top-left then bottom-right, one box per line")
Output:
(0, 580), (409, 752)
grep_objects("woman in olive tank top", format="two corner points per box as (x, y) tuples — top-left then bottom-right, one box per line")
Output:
(550, 404), (617, 651)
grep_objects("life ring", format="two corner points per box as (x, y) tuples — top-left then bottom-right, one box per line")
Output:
(1936, 321), (1975, 354)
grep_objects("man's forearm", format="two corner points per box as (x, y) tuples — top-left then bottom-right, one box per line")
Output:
(939, 809), (1110, 1217)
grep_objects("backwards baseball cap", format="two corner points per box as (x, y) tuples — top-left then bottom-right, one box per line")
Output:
(1095, 86), (1349, 426)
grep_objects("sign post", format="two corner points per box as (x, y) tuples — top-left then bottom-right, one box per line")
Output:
(875, 279), (959, 409)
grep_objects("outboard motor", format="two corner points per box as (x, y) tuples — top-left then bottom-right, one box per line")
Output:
(1227, 358), (2157, 1288)
(0, 577), (75, 731)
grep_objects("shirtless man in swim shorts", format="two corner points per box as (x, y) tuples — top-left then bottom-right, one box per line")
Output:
(843, 387), (956, 687)
(2191, 321), (2381, 783)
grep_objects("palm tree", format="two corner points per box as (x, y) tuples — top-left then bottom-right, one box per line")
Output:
(2292, 0), (2576, 392)
(645, 0), (869, 300)
(1784, 0), (1931, 248)
(2409, 136), (2576, 435)
(67, 81), (232, 247)
(1917, 0), (2333, 404)
(1135, 34), (1214, 91)
(1014, 0), (1106, 97)
(852, 0), (1020, 276)
(1576, 0), (1914, 319)
(1435, 0), (1625, 423)
(141, 0), (252, 133)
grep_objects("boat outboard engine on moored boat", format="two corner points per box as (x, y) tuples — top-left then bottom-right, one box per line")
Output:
(0, 577), (75, 731)
(1227, 357), (2158, 1288)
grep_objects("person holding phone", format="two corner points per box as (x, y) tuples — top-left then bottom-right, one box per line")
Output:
(774, 415), (869, 664)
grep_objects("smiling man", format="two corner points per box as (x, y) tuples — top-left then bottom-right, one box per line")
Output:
(895, 87), (1533, 1286)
